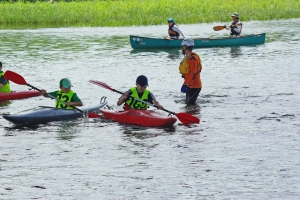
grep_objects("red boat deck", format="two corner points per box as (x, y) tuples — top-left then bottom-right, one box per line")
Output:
(0, 91), (41, 101)
(100, 109), (177, 127)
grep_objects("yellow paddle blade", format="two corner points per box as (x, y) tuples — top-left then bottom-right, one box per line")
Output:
(213, 26), (225, 31)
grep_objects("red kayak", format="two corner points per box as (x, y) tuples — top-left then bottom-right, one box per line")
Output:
(99, 109), (177, 127)
(0, 91), (41, 101)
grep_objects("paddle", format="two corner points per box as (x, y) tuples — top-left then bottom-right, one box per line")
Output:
(4, 70), (99, 118)
(88, 79), (200, 125)
(213, 25), (226, 31)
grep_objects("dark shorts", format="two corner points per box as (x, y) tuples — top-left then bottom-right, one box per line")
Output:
(186, 88), (201, 105)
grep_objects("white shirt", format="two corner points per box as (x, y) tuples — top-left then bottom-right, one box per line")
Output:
(170, 25), (185, 39)
(226, 21), (242, 34)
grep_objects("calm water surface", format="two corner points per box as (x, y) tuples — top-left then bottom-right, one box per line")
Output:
(0, 19), (300, 199)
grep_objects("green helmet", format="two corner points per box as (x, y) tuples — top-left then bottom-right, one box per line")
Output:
(59, 78), (72, 88)
(168, 18), (176, 24)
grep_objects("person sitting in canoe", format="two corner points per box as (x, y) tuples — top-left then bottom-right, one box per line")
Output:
(0, 61), (11, 93)
(117, 75), (164, 110)
(179, 38), (202, 105)
(41, 78), (83, 109)
(167, 18), (185, 40)
(224, 12), (242, 38)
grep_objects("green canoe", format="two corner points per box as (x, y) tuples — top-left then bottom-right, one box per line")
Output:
(130, 33), (266, 49)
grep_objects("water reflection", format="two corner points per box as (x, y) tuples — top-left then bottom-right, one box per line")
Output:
(0, 100), (11, 107)
(56, 121), (80, 140)
(3, 124), (40, 135)
(230, 46), (243, 57)
(119, 124), (176, 149)
(122, 125), (175, 139)
(130, 49), (181, 59)
(182, 104), (201, 116)
(167, 49), (181, 59)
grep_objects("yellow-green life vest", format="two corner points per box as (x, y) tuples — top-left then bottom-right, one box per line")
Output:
(0, 71), (11, 93)
(179, 53), (202, 75)
(55, 90), (75, 109)
(125, 87), (150, 109)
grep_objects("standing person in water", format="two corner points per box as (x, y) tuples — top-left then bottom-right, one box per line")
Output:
(167, 18), (185, 40)
(224, 12), (242, 38)
(117, 75), (164, 110)
(179, 38), (202, 105)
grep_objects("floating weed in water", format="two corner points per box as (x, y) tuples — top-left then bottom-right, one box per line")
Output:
(124, 130), (134, 135)
(31, 186), (46, 189)
(258, 113), (295, 122)
(279, 114), (295, 118)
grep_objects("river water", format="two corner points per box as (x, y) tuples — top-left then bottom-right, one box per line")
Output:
(0, 19), (300, 199)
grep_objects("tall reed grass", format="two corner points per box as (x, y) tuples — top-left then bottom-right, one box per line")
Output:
(0, 0), (299, 27)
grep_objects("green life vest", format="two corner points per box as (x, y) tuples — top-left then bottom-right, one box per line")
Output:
(55, 90), (75, 109)
(125, 87), (150, 109)
(0, 71), (11, 93)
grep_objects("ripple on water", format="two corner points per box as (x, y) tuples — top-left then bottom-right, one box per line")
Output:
(1, 19), (300, 199)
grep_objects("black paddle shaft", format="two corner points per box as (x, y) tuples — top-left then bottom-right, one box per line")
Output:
(27, 83), (42, 92)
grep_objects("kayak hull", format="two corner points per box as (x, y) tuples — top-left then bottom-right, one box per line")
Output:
(130, 33), (266, 49)
(100, 109), (177, 127)
(3, 102), (107, 126)
(0, 91), (41, 101)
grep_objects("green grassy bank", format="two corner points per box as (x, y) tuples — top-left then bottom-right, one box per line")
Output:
(0, 0), (299, 27)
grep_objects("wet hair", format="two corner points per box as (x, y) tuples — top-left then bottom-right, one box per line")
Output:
(186, 46), (193, 51)
(0, 61), (2, 68)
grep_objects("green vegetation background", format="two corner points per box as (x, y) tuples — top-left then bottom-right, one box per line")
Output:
(1, 0), (299, 27)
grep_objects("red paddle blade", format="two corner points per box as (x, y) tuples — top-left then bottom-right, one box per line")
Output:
(175, 112), (200, 125)
(89, 80), (113, 91)
(4, 70), (28, 85)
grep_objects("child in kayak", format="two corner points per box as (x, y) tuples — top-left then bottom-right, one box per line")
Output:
(117, 75), (164, 110)
(41, 78), (83, 109)
(0, 61), (11, 93)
